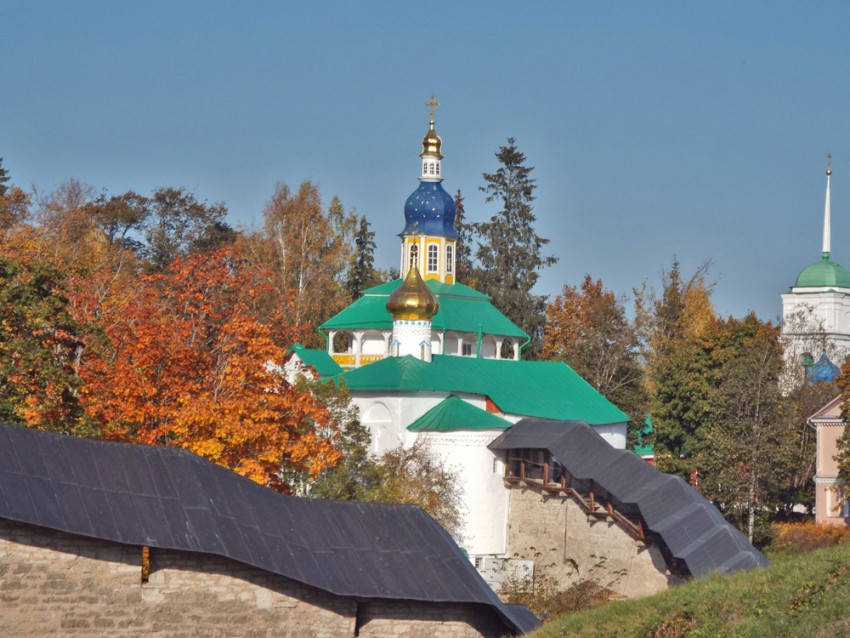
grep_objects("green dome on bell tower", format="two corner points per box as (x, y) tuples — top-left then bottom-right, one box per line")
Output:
(794, 255), (850, 288)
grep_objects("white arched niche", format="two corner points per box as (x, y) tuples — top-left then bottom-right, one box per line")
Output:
(362, 401), (397, 454)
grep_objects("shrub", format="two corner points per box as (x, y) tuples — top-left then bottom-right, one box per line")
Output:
(770, 521), (850, 553)
(499, 572), (614, 621)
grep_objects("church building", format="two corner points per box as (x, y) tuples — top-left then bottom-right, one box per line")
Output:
(290, 101), (767, 596)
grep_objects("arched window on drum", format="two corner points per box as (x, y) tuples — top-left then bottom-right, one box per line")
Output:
(427, 244), (439, 273)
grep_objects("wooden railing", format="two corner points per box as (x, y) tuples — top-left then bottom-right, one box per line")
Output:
(503, 448), (646, 543)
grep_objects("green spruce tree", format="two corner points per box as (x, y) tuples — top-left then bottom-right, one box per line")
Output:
(453, 189), (474, 285)
(474, 138), (556, 355)
(0, 158), (10, 197)
(346, 215), (378, 300)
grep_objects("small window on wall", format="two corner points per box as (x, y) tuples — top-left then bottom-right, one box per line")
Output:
(427, 245), (438, 272)
(409, 244), (419, 270)
(462, 343), (473, 356)
(436, 163), (440, 176)
(446, 245), (454, 273)
(429, 163), (435, 175)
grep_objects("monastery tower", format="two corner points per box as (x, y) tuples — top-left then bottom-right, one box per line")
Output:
(782, 158), (850, 373)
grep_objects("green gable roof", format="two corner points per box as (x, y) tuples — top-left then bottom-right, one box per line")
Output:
(340, 355), (628, 426)
(319, 279), (528, 340)
(289, 344), (344, 377)
(407, 395), (513, 432)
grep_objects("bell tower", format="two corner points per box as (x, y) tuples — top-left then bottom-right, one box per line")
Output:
(400, 95), (459, 284)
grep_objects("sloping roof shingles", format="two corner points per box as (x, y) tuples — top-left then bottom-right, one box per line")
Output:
(0, 423), (539, 635)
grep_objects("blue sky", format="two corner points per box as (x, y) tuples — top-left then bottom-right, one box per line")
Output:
(4, 1), (850, 321)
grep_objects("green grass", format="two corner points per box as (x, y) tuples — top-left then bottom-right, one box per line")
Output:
(529, 543), (850, 638)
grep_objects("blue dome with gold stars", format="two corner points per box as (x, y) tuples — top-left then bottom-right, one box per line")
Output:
(402, 181), (458, 238)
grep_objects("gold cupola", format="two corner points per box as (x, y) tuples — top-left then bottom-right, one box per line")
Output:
(420, 94), (443, 159)
(420, 117), (443, 159)
(386, 265), (439, 319)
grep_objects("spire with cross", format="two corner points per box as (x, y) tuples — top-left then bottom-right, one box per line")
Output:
(425, 94), (440, 122)
(823, 153), (833, 260)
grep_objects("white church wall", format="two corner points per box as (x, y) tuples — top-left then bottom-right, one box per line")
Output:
(443, 332), (460, 355)
(590, 423), (628, 449)
(418, 430), (510, 556)
(353, 392), (461, 455)
(480, 336), (497, 359)
(781, 293), (850, 367)
(361, 330), (388, 356)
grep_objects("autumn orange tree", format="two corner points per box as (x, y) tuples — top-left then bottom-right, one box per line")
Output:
(544, 274), (645, 423)
(79, 247), (341, 491)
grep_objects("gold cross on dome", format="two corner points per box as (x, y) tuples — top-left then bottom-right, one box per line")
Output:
(426, 94), (440, 119)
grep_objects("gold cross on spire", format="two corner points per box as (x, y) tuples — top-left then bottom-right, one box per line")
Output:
(425, 94), (440, 120)
(828, 152), (833, 176)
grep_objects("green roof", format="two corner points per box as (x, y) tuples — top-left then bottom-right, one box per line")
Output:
(407, 395), (513, 432)
(795, 256), (850, 288)
(340, 355), (628, 426)
(289, 345), (343, 377)
(319, 279), (528, 339)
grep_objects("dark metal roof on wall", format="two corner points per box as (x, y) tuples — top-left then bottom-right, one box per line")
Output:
(0, 423), (539, 635)
(488, 419), (769, 578)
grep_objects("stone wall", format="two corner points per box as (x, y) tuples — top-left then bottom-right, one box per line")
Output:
(0, 519), (511, 637)
(505, 486), (677, 599)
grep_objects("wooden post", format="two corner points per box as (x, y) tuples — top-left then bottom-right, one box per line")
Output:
(141, 546), (150, 583)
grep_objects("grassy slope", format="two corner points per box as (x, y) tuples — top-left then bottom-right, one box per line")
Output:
(530, 543), (850, 638)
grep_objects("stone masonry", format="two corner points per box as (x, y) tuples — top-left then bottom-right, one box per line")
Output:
(505, 486), (678, 599)
(0, 519), (511, 637)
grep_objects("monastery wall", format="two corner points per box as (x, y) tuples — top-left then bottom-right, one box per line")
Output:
(0, 519), (510, 638)
(505, 486), (677, 599)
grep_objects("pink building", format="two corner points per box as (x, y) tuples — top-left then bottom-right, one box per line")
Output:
(812, 395), (850, 525)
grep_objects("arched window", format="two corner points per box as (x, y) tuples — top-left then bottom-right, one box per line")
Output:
(446, 244), (454, 274)
(427, 245), (438, 273)
(409, 243), (419, 270)
(332, 331), (351, 354)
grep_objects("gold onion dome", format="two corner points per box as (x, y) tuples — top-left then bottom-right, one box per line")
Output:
(386, 266), (439, 319)
(420, 118), (443, 159)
